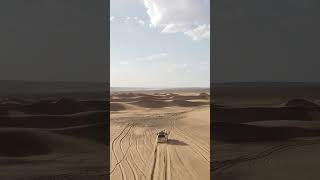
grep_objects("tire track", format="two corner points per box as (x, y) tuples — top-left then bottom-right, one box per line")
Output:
(174, 145), (198, 180)
(214, 141), (315, 172)
(119, 125), (138, 180)
(166, 146), (171, 180)
(128, 139), (149, 180)
(148, 143), (158, 180)
(135, 137), (147, 168)
(169, 112), (210, 155)
(171, 121), (210, 163)
(175, 129), (209, 163)
(175, 127), (210, 154)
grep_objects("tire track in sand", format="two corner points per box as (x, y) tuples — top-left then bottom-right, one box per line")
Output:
(149, 144), (171, 180)
(169, 116), (210, 163)
(119, 125), (138, 180)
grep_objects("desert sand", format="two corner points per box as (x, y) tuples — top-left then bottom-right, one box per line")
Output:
(0, 94), (108, 180)
(213, 84), (320, 180)
(110, 92), (210, 180)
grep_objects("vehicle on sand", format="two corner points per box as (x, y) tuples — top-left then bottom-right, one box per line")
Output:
(157, 130), (169, 143)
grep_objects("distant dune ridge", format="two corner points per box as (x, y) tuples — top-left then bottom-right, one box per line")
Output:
(110, 102), (130, 111)
(0, 91), (108, 179)
(285, 98), (319, 108)
(19, 98), (87, 115)
(110, 92), (209, 110)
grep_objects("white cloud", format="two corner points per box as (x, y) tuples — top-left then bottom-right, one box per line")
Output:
(185, 24), (210, 40)
(138, 20), (145, 25)
(135, 53), (168, 61)
(111, 16), (147, 27)
(143, 0), (210, 40)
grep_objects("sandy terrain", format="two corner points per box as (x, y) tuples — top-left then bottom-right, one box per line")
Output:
(213, 89), (320, 180)
(0, 95), (108, 180)
(110, 92), (210, 180)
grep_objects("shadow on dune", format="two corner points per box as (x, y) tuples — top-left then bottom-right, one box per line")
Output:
(171, 100), (209, 107)
(129, 98), (209, 109)
(214, 98), (320, 123)
(0, 111), (108, 129)
(130, 99), (170, 108)
(213, 107), (315, 122)
(0, 130), (52, 157)
(110, 102), (127, 111)
(167, 139), (188, 146)
(18, 98), (108, 115)
(19, 98), (87, 115)
(285, 98), (319, 108)
(52, 123), (108, 144)
(212, 122), (320, 143)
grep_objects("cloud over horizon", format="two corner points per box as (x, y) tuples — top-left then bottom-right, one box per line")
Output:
(143, 0), (210, 40)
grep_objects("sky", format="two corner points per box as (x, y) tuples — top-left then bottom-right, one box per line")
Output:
(110, 0), (210, 88)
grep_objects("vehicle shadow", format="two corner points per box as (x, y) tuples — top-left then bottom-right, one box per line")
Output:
(167, 139), (188, 146)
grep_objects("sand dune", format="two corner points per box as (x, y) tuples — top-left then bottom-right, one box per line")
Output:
(0, 111), (107, 128)
(171, 99), (209, 107)
(213, 107), (313, 122)
(110, 102), (139, 111)
(110, 102), (129, 111)
(130, 99), (170, 108)
(0, 128), (103, 157)
(213, 121), (320, 142)
(20, 98), (88, 115)
(128, 98), (209, 109)
(213, 96), (320, 180)
(0, 95), (108, 179)
(285, 98), (319, 108)
(111, 92), (210, 180)
(0, 129), (52, 157)
(52, 123), (108, 144)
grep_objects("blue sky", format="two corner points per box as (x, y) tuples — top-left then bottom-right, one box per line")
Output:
(111, 0), (210, 88)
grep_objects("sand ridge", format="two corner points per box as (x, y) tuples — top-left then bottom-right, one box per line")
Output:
(0, 94), (108, 180)
(110, 92), (210, 180)
(213, 96), (320, 180)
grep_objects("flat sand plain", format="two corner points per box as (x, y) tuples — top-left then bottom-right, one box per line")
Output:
(110, 92), (210, 180)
